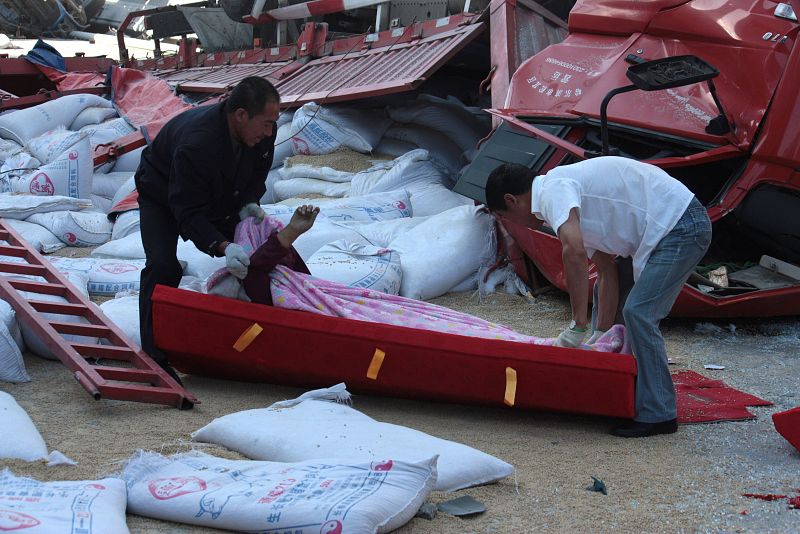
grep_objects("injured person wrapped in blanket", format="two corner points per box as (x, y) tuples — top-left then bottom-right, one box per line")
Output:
(206, 206), (629, 353)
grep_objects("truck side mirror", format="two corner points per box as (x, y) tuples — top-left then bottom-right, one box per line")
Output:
(586, 55), (732, 158)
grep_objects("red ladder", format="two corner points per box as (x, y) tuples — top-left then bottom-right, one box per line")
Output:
(0, 219), (197, 409)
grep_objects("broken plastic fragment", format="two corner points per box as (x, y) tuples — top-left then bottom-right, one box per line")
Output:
(437, 495), (486, 517)
(788, 496), (800, 509)
(586, 476), (607, 495)
(704, 364), (725, 370)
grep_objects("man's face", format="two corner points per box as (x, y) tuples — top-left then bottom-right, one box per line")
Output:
(494, 192), (542, 230)
(233, 100), (280, 147)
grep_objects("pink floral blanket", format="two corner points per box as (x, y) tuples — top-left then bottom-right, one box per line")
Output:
(207, 218), (630, 353)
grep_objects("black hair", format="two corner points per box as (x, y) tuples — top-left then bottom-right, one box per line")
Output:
(227, 77), (280, 117)
(485, 163), (535, 211)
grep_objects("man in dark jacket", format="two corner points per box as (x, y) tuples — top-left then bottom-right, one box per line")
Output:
(135, 76), (280, 381)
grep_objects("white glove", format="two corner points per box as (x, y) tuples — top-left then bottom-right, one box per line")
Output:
(239, 202), (265, 223)
(587, 329), (607, 345)
(554, 322), (588, 348)
(224, 243), (250, 279)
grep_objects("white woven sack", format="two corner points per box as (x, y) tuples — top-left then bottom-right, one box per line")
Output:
(0, 193), (90, 220)
(273, 177), (350, 200)
(81, 118), (136, 148)
(122, 450), (435, 533)
(260, 168), (282, 204)
(0, 299), (24, 352)
(18, 271), (98, 360)
(306, 240), (402, 295)
(0, 320), (28, 383)
(0, 93), (111, 145)
(0, 152), (41, 190)
(348, 216), (429, 248)
(406, 181), (473, 217)
(280, 163), (354, 183)
(350, 149), (444, 197)
(48, 257), (146, 296)
(387, 95), (487, 152)
(26, 127), (84, 164)
(110, 145), (144, 173)
(4, 219), (65, 253)
(292, 217), (368, 260)
(291, 103), (390, 155)
(389, 205), (495, 300)
(110, 175), (136, 209)
(193, 385), (513, 492)
(91, 231), (145, 259)
(383, 124), (463, 176)
(0, 470), (130, 533)
(90, 194), (114, 214)
(92, 171), (135, 199)
(0, 392), (47, 461)
(176, 239), (225, 280)
(100, 295), (140, 348)
(0, 138), (24, 160)
(374, 137), (416, 157)
(111, 209), (140, 240)
(27, 210), (112, 246)
(271, 123), (293, 169)
(12, 136), (93, 199)
(70, 105), (117, 130)
(270, 189), (413, 225)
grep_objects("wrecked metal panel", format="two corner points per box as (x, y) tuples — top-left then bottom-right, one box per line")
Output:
(153, 62), (293, 92)
(275, 21), (486, 105)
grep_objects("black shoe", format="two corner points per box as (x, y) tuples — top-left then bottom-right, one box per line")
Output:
(154, 360), (184, 387)
(610, 418), (678, 438)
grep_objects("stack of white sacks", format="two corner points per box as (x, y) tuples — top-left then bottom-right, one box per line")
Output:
(0, 93), (528, 386)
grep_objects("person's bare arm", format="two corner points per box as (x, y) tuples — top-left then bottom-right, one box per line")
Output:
(557, 208), (589, 328)
(591, 251), (619, 331)
(277, 205), (320, 248)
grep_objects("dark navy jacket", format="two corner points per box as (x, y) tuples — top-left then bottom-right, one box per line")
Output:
(135, 101), (275, 256)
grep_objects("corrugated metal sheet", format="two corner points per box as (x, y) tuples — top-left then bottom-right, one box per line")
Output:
(276, 21), (486, 105)
(153, 62), (293, 91)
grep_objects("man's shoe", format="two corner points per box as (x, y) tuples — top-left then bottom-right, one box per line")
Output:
(610, 418), (678, 438)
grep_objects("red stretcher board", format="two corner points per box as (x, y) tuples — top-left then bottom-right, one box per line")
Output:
(152, 285), (636, 418)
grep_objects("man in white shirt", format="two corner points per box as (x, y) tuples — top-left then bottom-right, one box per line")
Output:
(485, 157), (712, 437)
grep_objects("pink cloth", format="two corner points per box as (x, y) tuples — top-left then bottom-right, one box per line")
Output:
(208, 218), (630, 353)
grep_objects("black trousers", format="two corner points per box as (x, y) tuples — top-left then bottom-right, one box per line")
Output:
(138, 193), (183, 366)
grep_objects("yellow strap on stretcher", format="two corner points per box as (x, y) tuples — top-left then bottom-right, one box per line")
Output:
(504, 367), (517, 407)
(233, 323), (263, 352)
(367, 348), (386, 380)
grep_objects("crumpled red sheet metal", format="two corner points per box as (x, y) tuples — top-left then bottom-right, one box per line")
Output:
(673, 370), (772, 424)
(773, 406), (800, 452)
(110, 66), (192, 140)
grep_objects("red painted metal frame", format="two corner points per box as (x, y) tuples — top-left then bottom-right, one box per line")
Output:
(0, 221), (197, 409)
(275, 19), (486, 105)
(0, 86), (108, 112)
(153, 285), (637, 418)
(502, 217), (800, 318)
(491, 0), (800, 318)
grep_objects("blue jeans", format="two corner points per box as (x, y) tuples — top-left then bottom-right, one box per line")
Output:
(595, 197), (712, 422)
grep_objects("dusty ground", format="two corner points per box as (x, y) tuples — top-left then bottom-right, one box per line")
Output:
(2, 286), (799, 533)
